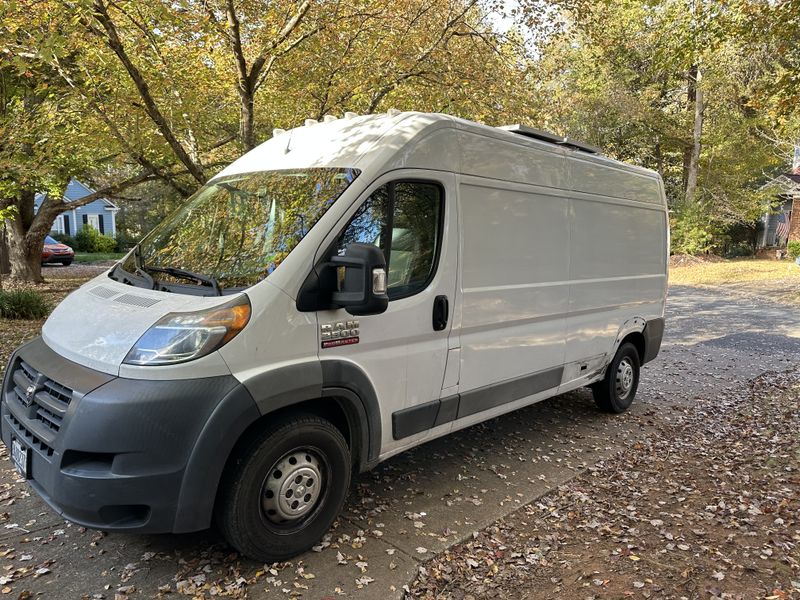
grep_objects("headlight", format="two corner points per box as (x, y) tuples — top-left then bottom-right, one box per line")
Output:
(123, 295), (251, 366)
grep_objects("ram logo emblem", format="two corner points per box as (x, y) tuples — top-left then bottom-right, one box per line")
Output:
(23, 384), (36, 407)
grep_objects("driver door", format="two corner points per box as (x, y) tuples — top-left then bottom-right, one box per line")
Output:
(316, 170), (458, 457)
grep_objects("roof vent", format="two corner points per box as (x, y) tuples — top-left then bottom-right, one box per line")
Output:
(304, 119), (318, 127)
(498, 124), (601, 154)
(322, 115), (338, 123)
(272, 128), (286, 137)
(386, 108), (401, 117)
(343, 112), (358, 119)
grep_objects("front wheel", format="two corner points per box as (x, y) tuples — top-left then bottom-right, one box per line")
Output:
(216, 414), (351, 562)
(592, 342), (640, 413)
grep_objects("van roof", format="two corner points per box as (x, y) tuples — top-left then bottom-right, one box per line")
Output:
(214, 111), (659, 181)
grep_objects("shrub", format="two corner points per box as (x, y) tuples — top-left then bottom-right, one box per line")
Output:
(94, 233), (118, 253)
(724, 242), (755, 258)
(0, 289), (50, 319)
(74, 225), (98, 252)
(114, 233), (137, 253)
(788, 240), (800, 260)
(670, 205), (715, 255)
(74, 225), (96, 252)
(75, 225), (117, 253)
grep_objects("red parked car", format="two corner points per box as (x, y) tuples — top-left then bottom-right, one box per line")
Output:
(42, 235), (75, 266)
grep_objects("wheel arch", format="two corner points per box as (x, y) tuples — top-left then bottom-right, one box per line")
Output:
(173, 360), (382, 534)
(222, 394), (367, 471)
(238, 359), (381, 470)
(612, 317), (647, 363)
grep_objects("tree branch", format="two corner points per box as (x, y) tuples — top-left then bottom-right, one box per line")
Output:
(86, 0), (207, 184)
(40, 169), (159, 217)
(366, 0), (480, 112)
(248, 0), (312, 88)
(224, 0), (250, 95)
(253, 25), (323, 92)
(49, 54), (195, 197)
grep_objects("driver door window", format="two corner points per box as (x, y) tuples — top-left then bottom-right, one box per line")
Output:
(338, 181), (443, 300)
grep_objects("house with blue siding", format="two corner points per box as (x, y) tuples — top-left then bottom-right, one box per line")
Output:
(34, 178), (119, 238)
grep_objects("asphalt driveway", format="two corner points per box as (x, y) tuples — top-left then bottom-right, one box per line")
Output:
(1, 284), (798, 599)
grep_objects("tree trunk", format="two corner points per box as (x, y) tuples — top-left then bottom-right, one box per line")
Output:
(224, 0), (257, 152)
(654, 139), (664, 177)
(684, 65), (704, 204)
(0, 226), (10, 287)
(681, 72), (695, 193)
(4, 172), (165, 284)
(239, 87), (256, 152)
(6, 215), (44, 283)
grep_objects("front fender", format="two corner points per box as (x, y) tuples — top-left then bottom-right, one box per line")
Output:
(173, 384), (260, 533)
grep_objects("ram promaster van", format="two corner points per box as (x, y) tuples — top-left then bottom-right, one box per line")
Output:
(1, 112), (667, 561)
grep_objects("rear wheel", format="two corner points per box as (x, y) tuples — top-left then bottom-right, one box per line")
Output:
(592, 342), (640, 413)
(216, 414), (351, 562)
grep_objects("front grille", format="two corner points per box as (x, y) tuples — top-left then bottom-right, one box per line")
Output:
(7, 412), (54, 457)
(7, 359), (73, 437)
(19, 361), (37, 382)
(43, 380), (72, 405)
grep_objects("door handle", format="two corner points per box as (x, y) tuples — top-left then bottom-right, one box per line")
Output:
(432, 295), (449, 331)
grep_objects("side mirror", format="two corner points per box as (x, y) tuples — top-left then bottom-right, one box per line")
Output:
(329, 243), (389, 316)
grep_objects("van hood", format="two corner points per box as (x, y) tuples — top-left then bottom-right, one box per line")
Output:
(42, 273), (235, 375)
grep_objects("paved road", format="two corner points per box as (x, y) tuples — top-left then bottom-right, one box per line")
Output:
(1, 285), (798, 599)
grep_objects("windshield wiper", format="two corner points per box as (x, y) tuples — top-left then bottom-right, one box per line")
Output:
(143, 266), (222, 296)
(131, 244), (156, 289)
(110, 245), (154, 289)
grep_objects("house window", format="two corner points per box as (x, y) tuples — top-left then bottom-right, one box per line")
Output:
(53, 215), (65, 235)
(87, 214), (100, 231)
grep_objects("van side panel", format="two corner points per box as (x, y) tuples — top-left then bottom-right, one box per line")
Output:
(459, 131), (566, 188)
(571, 159), (663, 204)
(564, 157), (667, 375)
(457, 176), (569, 394)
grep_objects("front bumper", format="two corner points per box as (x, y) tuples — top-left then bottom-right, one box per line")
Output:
(1, 337), (259, 533)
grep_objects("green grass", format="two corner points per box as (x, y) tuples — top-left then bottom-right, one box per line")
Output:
(73, 252), (126, 263)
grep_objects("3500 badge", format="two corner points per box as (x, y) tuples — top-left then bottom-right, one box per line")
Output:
(320, 320), (359, 349)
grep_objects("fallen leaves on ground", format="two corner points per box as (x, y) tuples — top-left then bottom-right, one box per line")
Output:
(408, 368), (800, 599)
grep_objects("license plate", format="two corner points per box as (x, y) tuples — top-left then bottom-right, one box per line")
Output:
(11, 438), (31, 479)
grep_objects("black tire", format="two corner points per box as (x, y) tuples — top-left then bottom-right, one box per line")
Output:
(592, 342), (641, 413)
(60, 259), (73, 266)
(216, 414), (351, 562)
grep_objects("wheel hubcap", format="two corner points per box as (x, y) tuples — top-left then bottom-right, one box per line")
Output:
(261, 450), (323, 524)
(616, 357), (635, 400)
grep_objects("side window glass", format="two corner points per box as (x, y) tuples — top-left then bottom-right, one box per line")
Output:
(338, 181), (442, 300)
(337, 185), (390, 251)
(388, 182), (441, 297)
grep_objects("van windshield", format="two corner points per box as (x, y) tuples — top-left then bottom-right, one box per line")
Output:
(115, 168), (359, 293)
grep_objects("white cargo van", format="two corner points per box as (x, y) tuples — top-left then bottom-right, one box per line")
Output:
(1, 112), (667, 561)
